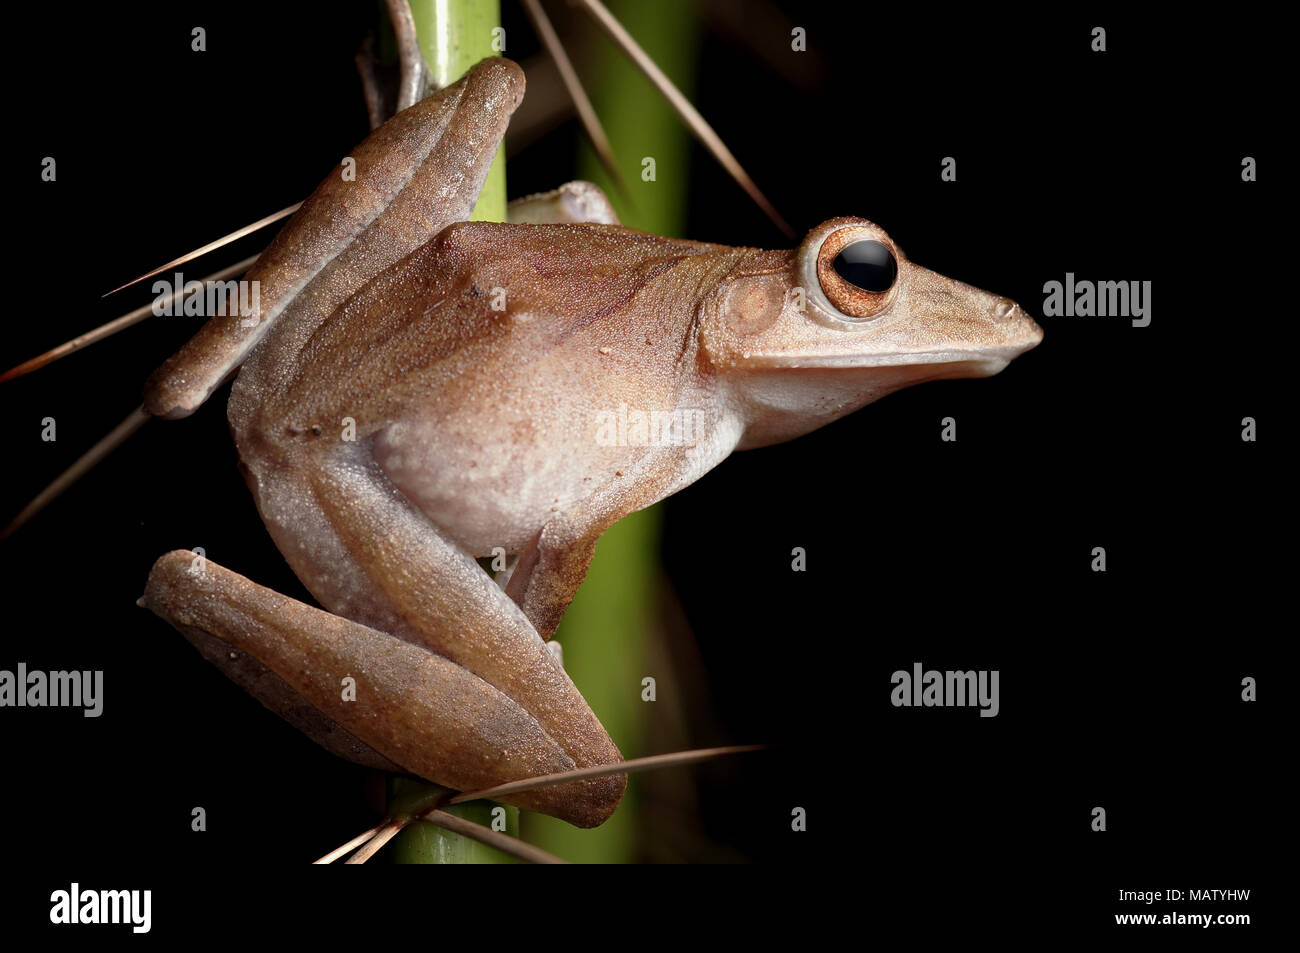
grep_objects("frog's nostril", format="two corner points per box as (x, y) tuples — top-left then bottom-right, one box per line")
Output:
(991, 297), (1017, 320)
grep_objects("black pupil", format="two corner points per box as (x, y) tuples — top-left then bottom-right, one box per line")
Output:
(831, 240), (896, 293)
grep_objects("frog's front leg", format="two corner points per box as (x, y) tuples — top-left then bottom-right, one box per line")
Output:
(506, 428), (737, 639)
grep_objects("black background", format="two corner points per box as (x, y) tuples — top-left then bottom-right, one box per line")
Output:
(1, 0), (1281, 939)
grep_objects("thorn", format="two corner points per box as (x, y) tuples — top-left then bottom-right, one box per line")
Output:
(520, 0), (630, 201)
(417, 809), (567, 864)
(447, 744), (769, 804)
(101, 204), (301, 299)
(2, 255), (260, 385)
(313, 822), (385, 864)
(1, 406), (151, 540)
(342, 816), (409, 864)
(573, 0), (797, 240)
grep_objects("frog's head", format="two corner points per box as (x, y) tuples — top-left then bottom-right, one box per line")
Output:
(700, 216), (1043, 449)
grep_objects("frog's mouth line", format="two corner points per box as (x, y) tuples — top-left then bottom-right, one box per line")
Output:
(739, 347), (1032, 372)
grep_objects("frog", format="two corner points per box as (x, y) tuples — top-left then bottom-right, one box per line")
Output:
(138, 57), (1042, 828)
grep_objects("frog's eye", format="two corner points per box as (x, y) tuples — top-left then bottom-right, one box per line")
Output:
(815, 229), (899, 319)
(832, 240), (896, 293)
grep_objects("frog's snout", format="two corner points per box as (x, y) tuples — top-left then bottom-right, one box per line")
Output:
(988, 297), (1044, 356)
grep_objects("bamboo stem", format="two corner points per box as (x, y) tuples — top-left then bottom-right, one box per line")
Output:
(384, 0), (511, 864)
(410, 0), (506, 222)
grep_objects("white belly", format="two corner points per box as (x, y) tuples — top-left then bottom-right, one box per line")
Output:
(372, 410), (615, 555)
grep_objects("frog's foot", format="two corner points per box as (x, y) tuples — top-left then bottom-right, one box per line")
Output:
(354, 35), (391, 132)
(507, 181), (620, 226)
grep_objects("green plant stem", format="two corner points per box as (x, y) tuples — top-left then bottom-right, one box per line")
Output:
(388, 0), (510, 864)
(521, 0), (701, 864)
(410, 0), (506, 222)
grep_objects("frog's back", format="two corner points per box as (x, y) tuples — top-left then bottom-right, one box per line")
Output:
(234, 221), (731, 438)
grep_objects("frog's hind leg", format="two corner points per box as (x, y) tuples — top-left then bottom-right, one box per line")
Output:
(146, 439), (626, 827)
(145, 57), (525, 422)
(307, 449), (625, 817)
(139, 549), (614, 826)
(7, 61), (527, 537)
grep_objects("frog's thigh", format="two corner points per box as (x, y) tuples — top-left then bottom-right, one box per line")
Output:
(246, 448), (625, 823)
(506, 181), (619, 225)
(139, 551), (608, 823)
